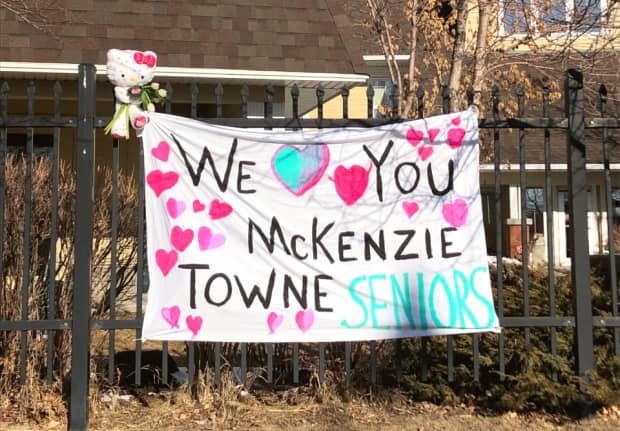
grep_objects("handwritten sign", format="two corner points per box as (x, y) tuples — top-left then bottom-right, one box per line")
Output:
(141, 110), (500, 342)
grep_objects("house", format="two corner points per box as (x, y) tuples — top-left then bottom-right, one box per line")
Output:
(304, 0), (620, 266)
(0, 0), (370, 170)
(1, 0), (618, 268)
(0, 0), (375, 312)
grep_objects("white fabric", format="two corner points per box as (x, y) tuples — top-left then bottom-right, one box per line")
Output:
(141, 109), (500, 342)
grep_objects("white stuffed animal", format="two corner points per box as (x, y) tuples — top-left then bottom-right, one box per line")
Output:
(105, 49), (163, 139)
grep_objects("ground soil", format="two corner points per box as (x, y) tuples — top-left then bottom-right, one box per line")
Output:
(5, 330), (620, 430)
(2, 391), (619, 431)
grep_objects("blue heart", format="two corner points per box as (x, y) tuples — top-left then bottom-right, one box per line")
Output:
(272, 145), (330, 196)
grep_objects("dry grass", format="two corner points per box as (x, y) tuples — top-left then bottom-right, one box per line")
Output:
(2, 153), (619, 429)
(2, 384), (620, 431)
(0, 153), (138, 423)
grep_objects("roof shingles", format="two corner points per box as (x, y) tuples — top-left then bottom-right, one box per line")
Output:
(0, 0), (365, 74)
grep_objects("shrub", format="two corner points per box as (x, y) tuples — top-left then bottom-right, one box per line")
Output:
(0, 152), (138, 420)
(374, 263), (620, 414)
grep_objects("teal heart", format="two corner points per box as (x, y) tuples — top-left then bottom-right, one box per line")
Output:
(271, 145), (330, 196)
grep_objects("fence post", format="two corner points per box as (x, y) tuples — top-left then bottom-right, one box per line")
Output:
(69, 64), (96, 430)
(565, 69), (594, 384)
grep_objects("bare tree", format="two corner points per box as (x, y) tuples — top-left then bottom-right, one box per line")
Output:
(0, 0), (67, 37)
(359, 0), (620, 117)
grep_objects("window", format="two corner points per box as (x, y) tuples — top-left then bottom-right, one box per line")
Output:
(481, 188), (498, 254)
(246, 101), (285, 119)
(525, 187), (545, 235)
(6, 133), (54, 155)
(500, 0), (607, 36)
(573, 0), (604, 30)
(368, 80), (396, 119)
(503, 0), (531, 34)
(539, 0), (569, 32)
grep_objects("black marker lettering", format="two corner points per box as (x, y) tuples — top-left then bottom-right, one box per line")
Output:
(393, 229), (419, 260)
(363, 140), (394, 202)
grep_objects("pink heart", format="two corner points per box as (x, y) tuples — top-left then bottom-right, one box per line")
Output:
(295, 309), (315, 333)
(170, 226), (194, 252)
(151, 140), (170, 161)
(192, 199), (206, 212)
(442, 198), (469, 228)
(451, 117), (461, 126)
(418, 145), (433, 161)
(402, 201), (419, 218)
(166, 198), (186, 218)
(427, 128), (440, 143)
(146, 170), (179, 197)
(186, 315), (203, 337)
(448, 127), (466, 149)
(155, 249), (178, 277)
(197, 226), (225, 250)
(267, 312), (284, 334)
(161, 305), (180, 329)
(208, 199), (233, 220)
(406, 128), (424, 147)
(333, 164), (370, 206)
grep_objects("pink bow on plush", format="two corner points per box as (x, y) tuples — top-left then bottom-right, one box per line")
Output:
(133, 51), (157, 68)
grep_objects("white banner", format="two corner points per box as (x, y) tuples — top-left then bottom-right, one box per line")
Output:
(141, 109), (500, 342)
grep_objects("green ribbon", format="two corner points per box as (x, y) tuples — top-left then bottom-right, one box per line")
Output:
(104, 103), (130, 139)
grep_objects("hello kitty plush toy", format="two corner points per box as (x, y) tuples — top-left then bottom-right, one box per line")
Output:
(105, 49), (166, 139)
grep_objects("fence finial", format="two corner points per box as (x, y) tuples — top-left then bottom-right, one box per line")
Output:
(416, 85), (424, 118)
(27, 81), (36, 116)
(366, 84), (374, 119)
(516, 84), (525, 116)
(265, 83), (274, 119)
(491, 85), (500, 113)
(542, 80), (550, 118)
(341, 85), (349, 120)
(215, 83), (224, 118)
(53, 81), (62, 116)
(241, 84), (249, 118)
(291, 84), (299, 119)
(441, 84), (450, 114)
(599, 84), (607, 103)
(466, 85), (474, 107)
(1, 82), (9, 118)
(164, 82), (173, 113)
(190, 83), (199, 118)
(390, 83), (399, 118)
(316, 84), (324, 121)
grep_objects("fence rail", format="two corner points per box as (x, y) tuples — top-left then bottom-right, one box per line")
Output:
(1, 65), (619, 430)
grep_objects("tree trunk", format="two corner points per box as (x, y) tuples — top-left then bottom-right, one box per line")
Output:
(472, 0), (491, 106)
(402, 0), (418, 117)
(367, 0), (403, 116)
(447, 0), (468, 112)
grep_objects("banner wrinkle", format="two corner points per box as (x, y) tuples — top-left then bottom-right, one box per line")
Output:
(141, 111), (500, 342)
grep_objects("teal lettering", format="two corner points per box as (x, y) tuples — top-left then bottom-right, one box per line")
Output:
(390, 273), (415, 329)
(416, 272), (428, 329)
(369, 274), (389, 330)
(469, 267), (498, 328)
(453, 270), (479, 328)
(340, 276), (369, 329)
(428, 273), (456, 328)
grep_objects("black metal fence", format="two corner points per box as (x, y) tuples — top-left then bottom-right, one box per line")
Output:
(1, 65), (619, 430)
